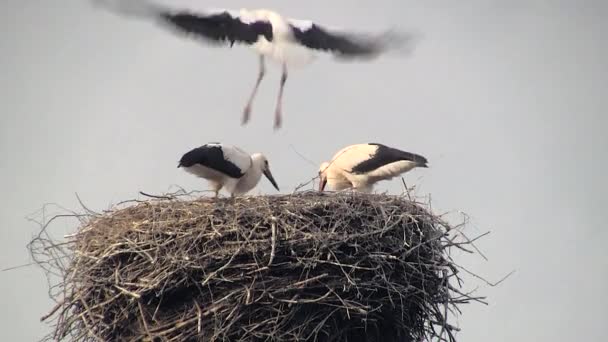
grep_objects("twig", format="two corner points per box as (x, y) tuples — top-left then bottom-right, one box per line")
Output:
(139, 191), (174, 200)
(40, 299), (65, 322)
(138, 301), (153, 341)
(459, 265), (515, 287)
(268, 222), (277, 266)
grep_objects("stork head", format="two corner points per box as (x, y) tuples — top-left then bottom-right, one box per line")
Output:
(251, 153), (279, 191)
(318, 162), (330, 191)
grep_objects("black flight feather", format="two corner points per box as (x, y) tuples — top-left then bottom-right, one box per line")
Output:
(162, 11), (273, 45)
(350, 143), (428, 174)
(290, 24), (385, 57)
(178, 145), (245, 178)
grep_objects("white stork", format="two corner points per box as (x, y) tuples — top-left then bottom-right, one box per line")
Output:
(318, 143), (428, 192)
(178, 143), (279, 197)
(92, 0), (418, 129)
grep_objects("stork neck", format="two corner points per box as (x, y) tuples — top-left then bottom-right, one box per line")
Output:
(235, 155), (264, 193)
(245, 158), (264, 183)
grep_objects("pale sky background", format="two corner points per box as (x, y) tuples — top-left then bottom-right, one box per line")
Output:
(1, 0), (607, 341)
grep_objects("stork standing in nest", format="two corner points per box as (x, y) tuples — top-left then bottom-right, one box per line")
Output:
(178, 143), (279, 197)
(93, 0), (418, 129)
(318, 143), (428, 192)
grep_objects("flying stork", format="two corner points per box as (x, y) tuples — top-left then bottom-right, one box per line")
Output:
(92, 0), (418, 129)
(178, 143), (279, 197)
(318, 143), (428, 192)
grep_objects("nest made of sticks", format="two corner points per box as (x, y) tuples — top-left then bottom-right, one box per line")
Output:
(30, 191), (485, 342)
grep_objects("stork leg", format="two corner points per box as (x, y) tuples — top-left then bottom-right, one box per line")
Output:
(210, 182), (222, 199)
(242, 55), (266, 125)
(273, 64), (288, 130)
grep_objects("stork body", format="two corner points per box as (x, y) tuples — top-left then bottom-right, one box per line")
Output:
(318, 143), (428, 192)
(178, 143), (279, 197)
(93, 0), (417, 129)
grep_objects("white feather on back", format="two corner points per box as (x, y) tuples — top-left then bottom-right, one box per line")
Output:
(216, 144), (252, 175)
(329, 144), (379, 172)
(228, 9), (313, 67)
(323, 144), (422, 191)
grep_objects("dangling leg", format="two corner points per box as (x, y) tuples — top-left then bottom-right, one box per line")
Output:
(242, 55), (266, 125)
(273, 64), (288, 130)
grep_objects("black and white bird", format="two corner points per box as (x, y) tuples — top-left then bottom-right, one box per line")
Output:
(318, 143), (428, 192)
(178, 143), (279, 197)
(92, 0), (418, 129)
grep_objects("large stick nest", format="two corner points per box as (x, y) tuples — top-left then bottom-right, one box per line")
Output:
(30, 191), (485, 342)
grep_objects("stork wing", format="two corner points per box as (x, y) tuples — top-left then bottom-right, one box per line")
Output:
(161, 11), (272, 46)
(93, 1), (271, 46)
(178, 143), (251, 178)
(288, 19), (415, 59)
(349, 143), (428, 174)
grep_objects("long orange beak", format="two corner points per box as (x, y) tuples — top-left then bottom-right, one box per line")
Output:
(319, 177), (327, 191)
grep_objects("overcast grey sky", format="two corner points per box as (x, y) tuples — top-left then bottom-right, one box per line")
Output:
(1, 0), (607, 340)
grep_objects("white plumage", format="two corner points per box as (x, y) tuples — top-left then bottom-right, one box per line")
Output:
(318, 143), (428, 192)
(178, 143), (279, 197)
(93, 0), (418, 129)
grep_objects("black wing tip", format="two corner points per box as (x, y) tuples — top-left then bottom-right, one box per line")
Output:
(177, 155), (191, 168)
(412, 154), (429, 167)
(331, 29), (420, 60)
(418, 154), (431, 169)
(351, 29), (421, 58)
(370, 143), (429, 166)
